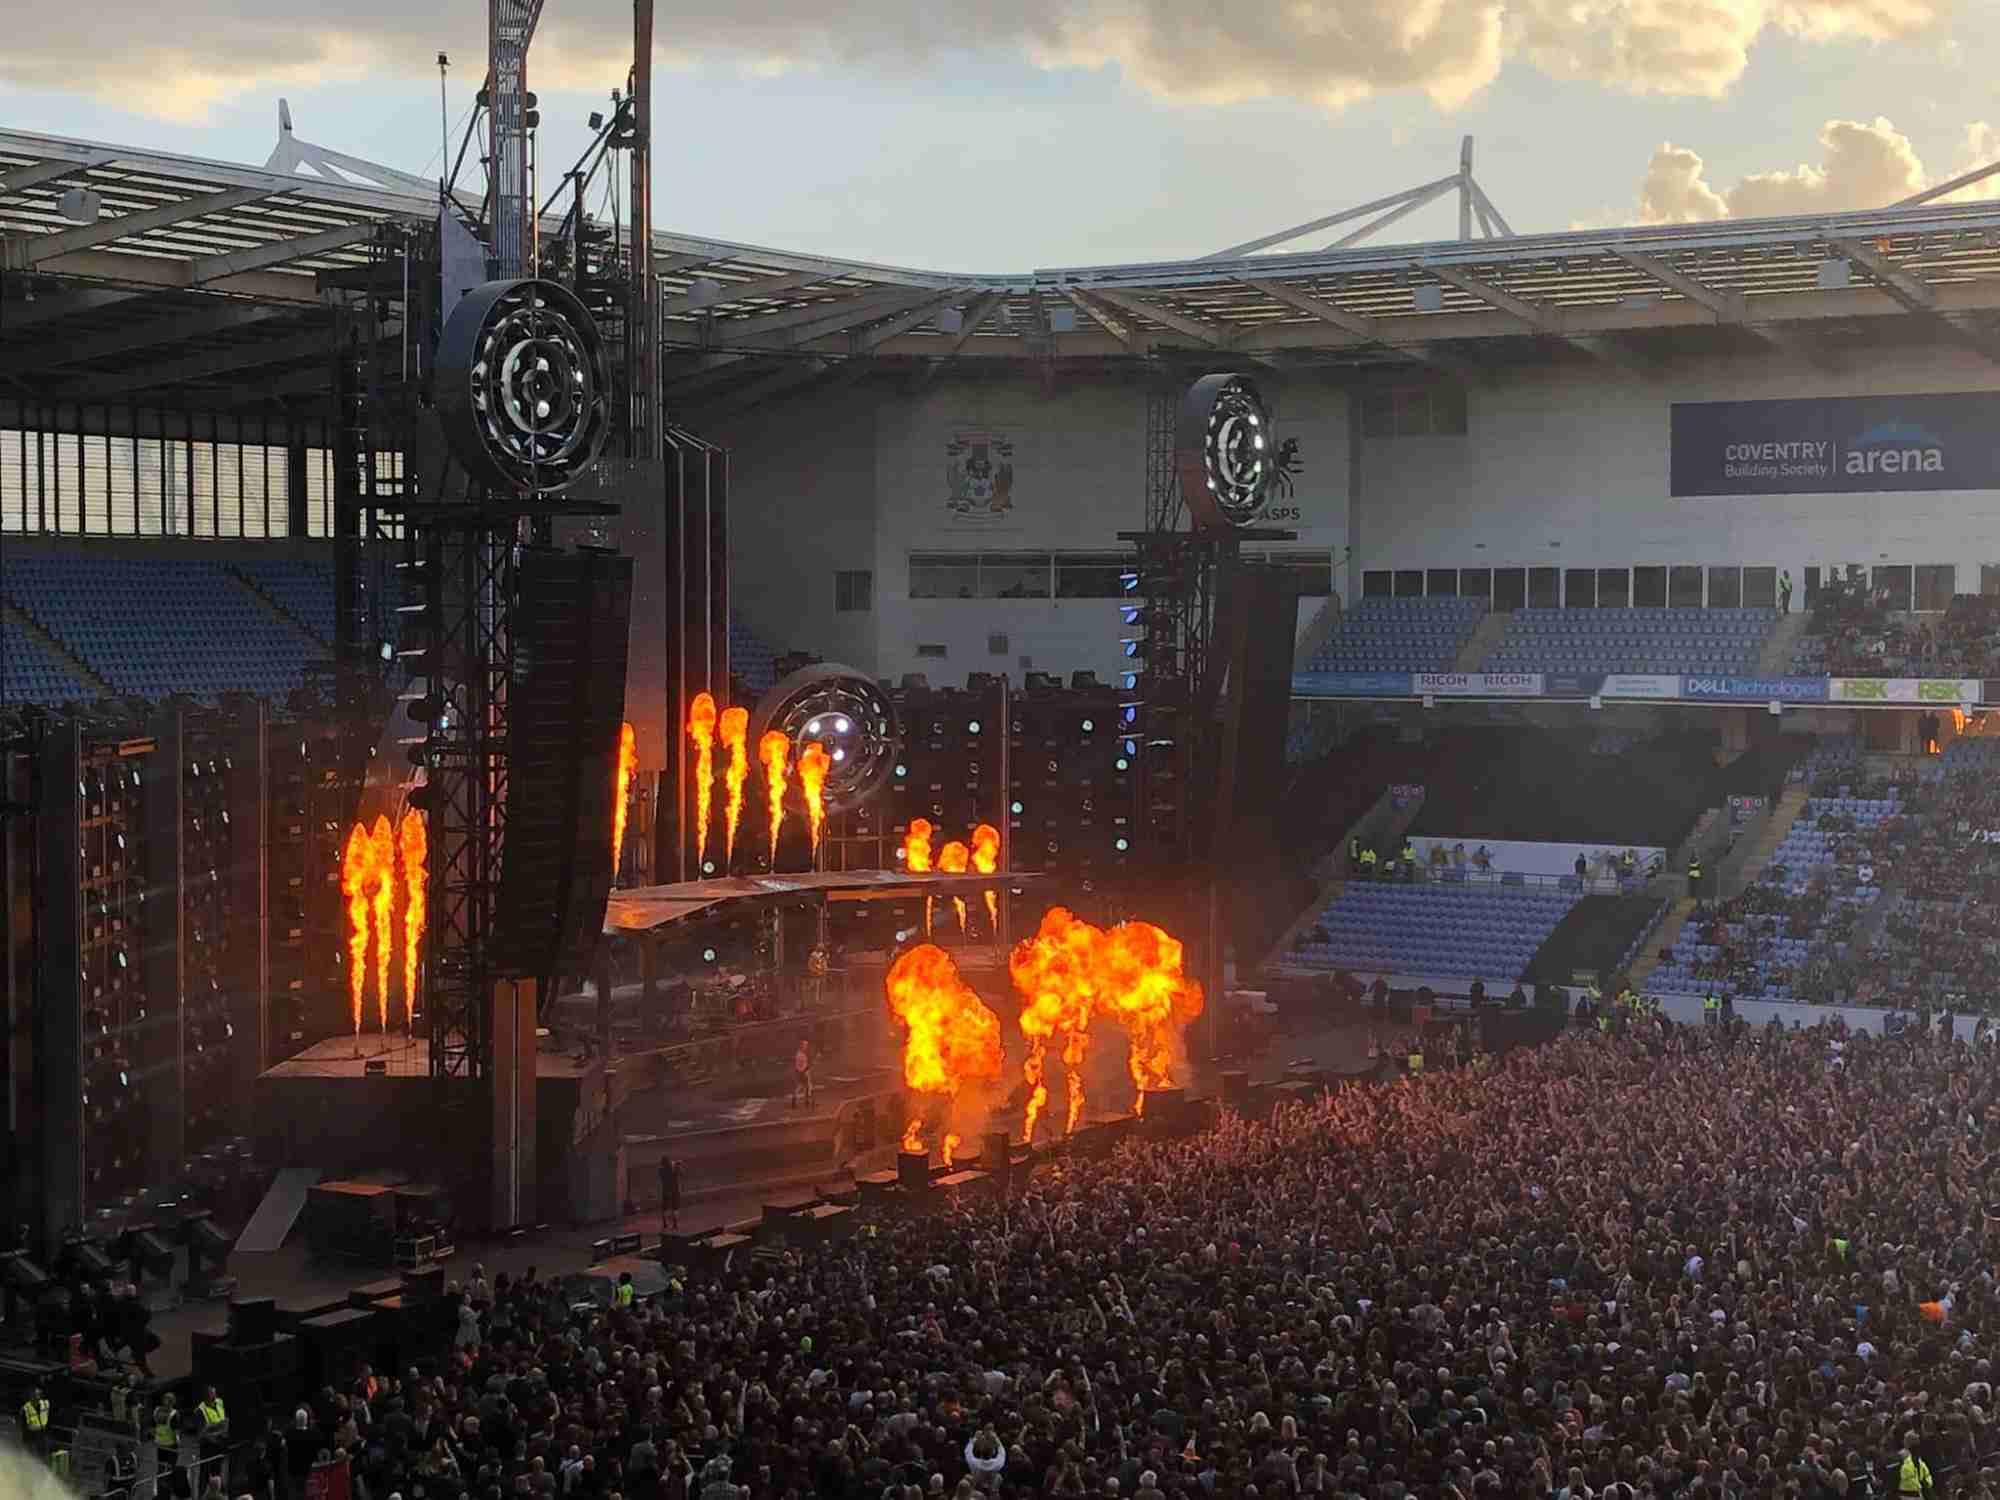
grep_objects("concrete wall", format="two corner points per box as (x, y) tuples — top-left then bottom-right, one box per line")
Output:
(1354, 347), (2000, 593)
(716, 374), (1351, 686)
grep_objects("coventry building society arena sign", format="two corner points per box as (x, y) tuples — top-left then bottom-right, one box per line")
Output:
(1670, 393), (2000, 497)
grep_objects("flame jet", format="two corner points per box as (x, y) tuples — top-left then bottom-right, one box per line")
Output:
(718, 707), (749, 864)
(687, 694), (718, 868)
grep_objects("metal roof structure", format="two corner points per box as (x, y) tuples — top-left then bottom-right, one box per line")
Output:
(7, 120), (2000, 423)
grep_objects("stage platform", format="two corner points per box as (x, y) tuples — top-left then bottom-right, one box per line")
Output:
(603, 868), (1044, 934)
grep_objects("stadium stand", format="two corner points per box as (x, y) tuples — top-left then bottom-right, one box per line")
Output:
(730, 612), (780, 696)
(1648, 791), (1897, 1001)
(1287, 880), (1578, 981)
(1, 615), (96, 705)
(1305, 596), (1483, 673)
(1483, 606), (1777, 675)
(230, 555), (337, 642)
(1, 553), (324, 701)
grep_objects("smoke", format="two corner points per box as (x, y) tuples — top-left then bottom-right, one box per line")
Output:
(3, 0), (1948, 125)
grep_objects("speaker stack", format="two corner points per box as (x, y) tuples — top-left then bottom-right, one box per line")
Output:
(191, 1295), (301, 1427)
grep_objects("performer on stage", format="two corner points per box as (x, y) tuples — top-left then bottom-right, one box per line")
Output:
(792, 1039), (814, 1109)
(657, 1157), (681, 1232)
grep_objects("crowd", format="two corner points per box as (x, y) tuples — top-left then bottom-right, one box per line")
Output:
(173, 1018), (2000, 1500)
(1793, 586), (2000, 680)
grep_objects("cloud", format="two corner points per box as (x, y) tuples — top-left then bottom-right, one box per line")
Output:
(1636, 115), (1953, 222)
(0, 0), (1953, 126)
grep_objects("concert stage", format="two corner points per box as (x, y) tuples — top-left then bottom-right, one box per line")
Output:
(602, 868), (1044, 933)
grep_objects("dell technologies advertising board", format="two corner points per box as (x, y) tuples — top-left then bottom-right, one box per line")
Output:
(1671, 393), (2000, 497)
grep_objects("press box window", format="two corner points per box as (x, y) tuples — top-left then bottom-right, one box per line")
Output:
(835, 570), (873, 613)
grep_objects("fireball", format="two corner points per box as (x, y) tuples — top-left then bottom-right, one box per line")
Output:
(970, 822), (1000, 930)
(759, 730), (791, 863)
(798, 741), (831, 857)
(938, 839), (970, 933)
(399, 810), (427, 1026)
(369, 815), (396, 1031)
(718, 706), (750, 864)
(885, 943), (1004, 1158)
(687, 693), (718, 868)
(340, 824), (372, 1035)
(612, 722), (638, 878)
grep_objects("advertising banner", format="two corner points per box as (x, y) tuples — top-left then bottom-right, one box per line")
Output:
(1681, 675), (1829, 702)
(1541, 672), (1604, 698)
(1828, 677), (1980, 704)
(1671, 392), (2000, 497)
(1291, 671), (1414, 697)
(1600, 674), (1684, 699)
(1413, 672), (1544, 698)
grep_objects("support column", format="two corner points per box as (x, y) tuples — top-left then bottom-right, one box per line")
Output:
(489, 978), (538, 1230)
(143, 710), (186, 1186)
(34, 722), (83, 1260)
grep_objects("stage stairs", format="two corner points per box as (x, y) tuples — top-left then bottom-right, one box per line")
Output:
(235, 1166), (323, 1254)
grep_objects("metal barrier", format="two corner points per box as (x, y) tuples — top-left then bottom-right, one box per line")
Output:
(32, 1418), (238, 1500)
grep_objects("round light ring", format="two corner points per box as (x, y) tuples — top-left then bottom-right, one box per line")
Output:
(748, 662), (902, 814)
(1176, 372), (1274, 530)
(437, 278), (612, 496)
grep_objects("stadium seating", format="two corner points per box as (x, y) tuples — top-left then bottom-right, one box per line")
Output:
(731, 613), (780, 697)
(1648, 793), (1895, 1000)
(1484, 607), (1777, 675)
(231, 556), (336, 641)
(1, 615), (97, 706)
(1288, 881), (1579, 980)
(2, 553), (324, 701)
(1306, 597), (1484, 673)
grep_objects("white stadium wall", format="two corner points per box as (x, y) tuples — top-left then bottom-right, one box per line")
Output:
(1354, 346), (2000, 592)
(715, 375), (1350, 686)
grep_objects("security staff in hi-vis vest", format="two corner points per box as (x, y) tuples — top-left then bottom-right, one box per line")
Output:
(615, 1270), (636, 1310)
(1704, 992), (1722, 1025)
(1688, 854), (1705, 906)
(21, 1384), (50, 1455)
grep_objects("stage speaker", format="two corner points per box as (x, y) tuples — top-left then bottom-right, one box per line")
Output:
(896, 1152), (930, 1192)
(228, 1295), (278, 1345)
(493, 548), (636, 979)
(981, 1131), (1011, 1174)
(1219, 1070), (1251, 1110)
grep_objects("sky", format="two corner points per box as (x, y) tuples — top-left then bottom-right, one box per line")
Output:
(3, 1), (1999, 271)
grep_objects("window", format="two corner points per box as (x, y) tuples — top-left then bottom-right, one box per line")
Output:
(1707, 566), (1741, 609)
(835, 569), (873, 613)
(1055, 554), (1129, 599)
(1459, 568), (1491, 603)
(1743, 566), (1776, 609)
(1426, 568), (1457, 596)
(1528, 566), (1559, 609)
(910, 554), (980, 599)
(1563, 568), (1596, 609)
(1394, 569), (1424, 597)
(1493, 568), (1526, 610)
(1669, 566), (1703, 608)
(1633, 567), (1667, 608)
(1597, 568), (1630, 609)
(1873, 564), (1913, 611)
(1359, 383), (1469, 439)
(1262, 552), (1334, 597)
(978, 554), (1050, 599)
(1362, 570), (1392, 598)
(1916, 564), (1955, 612)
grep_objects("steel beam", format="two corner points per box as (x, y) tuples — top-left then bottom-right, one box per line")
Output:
(722, 286), (943, 345)
(189, 221), (376, 283)
(657, 269), (830, 316)
(0, 151), (115, 198)
(1832, 235), (2000, 365)
(1204, 174), (1459, 260)
(1085, 286), (1226, 346)
(1236, 277), (1482, 376)
(849, 288), (972, 352)
(1424, 260), (1657, 376)
(0, 287), (143, 327)
(1065, 288), (1138, 352)
(915, 292), (1011, 387)
(7, 301), (289, 371)
(58, 330), (333, 399)
(1607, 247), (1831, 365)
(5, 247), (320, 301)
(5, 185), (277, 266)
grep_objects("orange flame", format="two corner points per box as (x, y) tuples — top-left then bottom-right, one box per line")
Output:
(612, 722), (637, 878)
(942, 1132), (961, 1168)
(399, 811), (427, 1026)
(902, 818), (934, 873)
(885, 943), (1004, 1158)
(718, 706), (749, 864)
(687, 694), (717, 869)
(758, 730), (790, 863)
(340, 824), (372, 1035)
(939, 840), (970, 933)
(1097, 920), (1205, 1108)
(798, 742), (830, 857)
(971, 822), (1000, 931)
(902, 1120), (926, 1155)
(1008, 907), (1103, 1142)
(369, 815), (396, 1032)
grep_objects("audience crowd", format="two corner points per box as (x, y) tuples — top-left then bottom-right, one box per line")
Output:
(179, 1020), (2000, 1500)
(1793, 584), (2000, 680)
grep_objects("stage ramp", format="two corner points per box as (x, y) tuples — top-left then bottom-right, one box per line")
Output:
(236, 1166), (323, 1253)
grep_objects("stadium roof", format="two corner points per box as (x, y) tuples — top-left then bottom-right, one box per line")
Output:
(7, 121), (2000, 419)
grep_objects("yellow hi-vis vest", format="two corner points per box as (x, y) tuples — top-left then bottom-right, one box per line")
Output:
(615, 1282), (635, 1309)
(198, 1397), (226, 1428)
(1899, 1454), (1932, 1495)
(1704, 995), (1721, 1013)
(155, 1413), (177, 1446)
(1407, 1051), (1423, 1074)
(22, 1398), (48, 1432)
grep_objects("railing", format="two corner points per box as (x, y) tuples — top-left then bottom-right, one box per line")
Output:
(1366, 864), (1658, 896)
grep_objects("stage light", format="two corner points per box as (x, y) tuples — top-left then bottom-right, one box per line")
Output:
(1011, 800), (1024, 815)
(895, 764), (908, 778)
(1121, 705), (1139, 726)
(1081, 718), (1094, 732)
(835, 717), (851, 733)
(118, 1070), (128, 1088)
(967, 720), (981, 734)
(751, 665), (901, 815)
(1120, 672), (1139, 691)
(702, 948), (716, 963)
(1123, 737), (1137, 756)
(702, 860), (716, 875)
(1116, 758), (1129, 771)
(1115, 838), (1130, 851)
(1121, 639), (1145, 659)
(1119, 571), (1139, 594)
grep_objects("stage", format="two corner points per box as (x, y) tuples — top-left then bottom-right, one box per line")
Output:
(602, 868), (1045, 933)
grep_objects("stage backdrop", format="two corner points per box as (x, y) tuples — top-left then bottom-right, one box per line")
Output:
(1671, 392), (2000, 497)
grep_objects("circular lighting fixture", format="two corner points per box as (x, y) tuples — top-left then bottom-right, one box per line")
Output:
(1176, 372), (1275, 530)
(1115, 837), (1130, 852)
(702, 860), (716, 875)
(702, 947), (717, 963)
(1011, 800), (1024, 815)
(437, 277), (611, 495)
(967, 719), (982, 734)
(749, 663), (902, 814)
(1115, 757), (1129, 771)
(1081, 718), (1094, 733)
